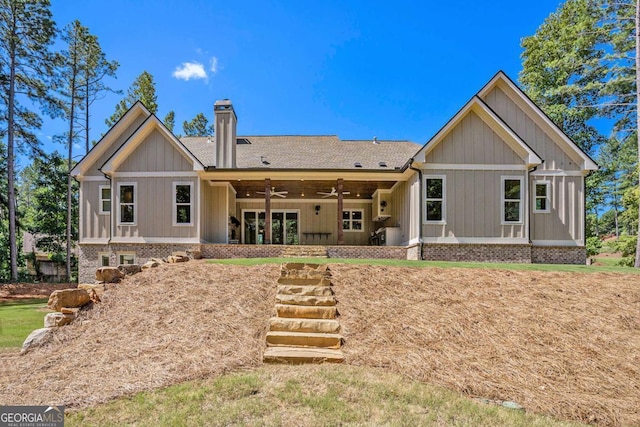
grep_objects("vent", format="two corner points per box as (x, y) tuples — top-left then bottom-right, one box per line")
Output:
(237, 138), (251, 144)
(261, 156), (270, 165)
(378, 161), (387, 167)
(354, 162), (362, 168)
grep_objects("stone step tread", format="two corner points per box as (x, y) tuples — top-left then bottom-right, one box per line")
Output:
(263, 347), (344, 364)
(277, 285), (334, 296)
(277, 278), (332, 286)
(269, 317), (341, 333)
(275, 304), (338, 319)
(276, 294), (336, 306)
(266, 331), (343, 349)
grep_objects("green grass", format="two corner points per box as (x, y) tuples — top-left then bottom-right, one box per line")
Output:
(208, 257), (640, 274)
(66, 365), (584, 427)
(0, 298), (49, 349)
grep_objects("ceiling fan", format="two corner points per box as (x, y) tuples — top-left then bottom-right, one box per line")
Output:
(257, 187), (288, 198)
(317, 187), (350, 198)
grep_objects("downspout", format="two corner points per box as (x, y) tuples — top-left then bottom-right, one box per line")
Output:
(408, 158), (424, 260)
(527, 166), (537, 246)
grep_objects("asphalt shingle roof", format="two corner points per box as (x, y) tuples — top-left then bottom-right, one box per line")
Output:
(180, 135), (421, 170)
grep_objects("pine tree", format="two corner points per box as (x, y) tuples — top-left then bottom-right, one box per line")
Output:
(0, 0), (57, 281)
(106, 71), (157, 126)
(182, 112), (213, 136)
(164, 111), (175, 132)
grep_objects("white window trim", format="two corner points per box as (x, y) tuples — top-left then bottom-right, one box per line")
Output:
(424, 175), (446, 224)
(99, 185), (111, 215)
(501, 176), (524, 225)
(533, 180), (551, 214)
(117, 182), (137, 226)
(98, 252), (110, 267)
(173, 181), (194, 226)
(116, 251), (136, 266)
(342, 209), (364, 232)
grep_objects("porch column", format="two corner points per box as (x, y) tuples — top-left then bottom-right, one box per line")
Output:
(337, 178), (344, 245)
(264, 178), (271, 244)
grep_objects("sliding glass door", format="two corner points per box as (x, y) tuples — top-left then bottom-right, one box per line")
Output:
(243, 210), (299, 245)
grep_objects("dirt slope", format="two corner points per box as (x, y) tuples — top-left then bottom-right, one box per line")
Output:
(0, 262), (638, 426)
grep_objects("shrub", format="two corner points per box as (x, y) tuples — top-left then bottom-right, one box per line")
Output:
(586, 236), (602, 257)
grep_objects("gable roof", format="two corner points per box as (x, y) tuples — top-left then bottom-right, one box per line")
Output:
(181, 135), (420, 170)
(478, 71), (598, 171)
(415, 95), (543, 168)
(101, 114), (204, 174)
(70, 101), (151, 177)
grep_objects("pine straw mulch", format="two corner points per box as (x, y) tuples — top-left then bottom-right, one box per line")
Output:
(332, 265), (640, 427)
(0, 262), (639, 426)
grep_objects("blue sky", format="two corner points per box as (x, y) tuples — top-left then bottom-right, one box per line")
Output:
(42, 0), (563, 159)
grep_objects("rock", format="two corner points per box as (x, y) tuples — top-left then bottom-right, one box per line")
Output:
(142, 260), (159, 269)
(502, 401), (524, 410)
(44, 312), (75, 328)
(47, 289), (90, 311)
(167, 255), (188, 263)
(78, 283), (105, 297)
(118, 264), (142, 275)
(186, 250), (202, 260)
(151, 257), (165, 264)
(21, 328), (53, 354)
(87, 289), (101, 303)
(60, 307), (80, 315)
(96, 266), (125, 283)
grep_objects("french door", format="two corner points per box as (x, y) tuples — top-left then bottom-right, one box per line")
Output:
(242, 210), (299, 245)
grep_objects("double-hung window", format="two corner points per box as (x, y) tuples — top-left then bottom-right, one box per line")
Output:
(342, 210), (363, 231)
(425, 176), (446, 223)
(501, 176), (523, 224)
(99, 185), (111, 215)
(173, 182), (193, 226)
(533, 181), (550, 213)
(118, 183), (136, 225)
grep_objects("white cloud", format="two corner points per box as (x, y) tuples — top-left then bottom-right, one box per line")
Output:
(209, 57), (218, 73)
(172, 62), (208, 81)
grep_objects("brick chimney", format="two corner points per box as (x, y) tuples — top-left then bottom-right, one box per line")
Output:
(214, 99), (237, 168)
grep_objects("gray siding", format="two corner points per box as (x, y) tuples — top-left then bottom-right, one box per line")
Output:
(531, 175), (583, 243)
(112, 176), (199, 239)
(389, 176), (420, 245)
(421, 169), (526, 240)
(427, 111), (522, 164)
(202, 184), (228, 243)
(118, 129), (193, 172)
(88, 114), (147, 175)
(482, 86), (581, 171)
(80, 179), (111, 240)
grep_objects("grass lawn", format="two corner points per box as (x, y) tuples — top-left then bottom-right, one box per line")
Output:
(0, 298), (49, 350)
(66, 365), (584, 427)
(208, 257), (640, 274)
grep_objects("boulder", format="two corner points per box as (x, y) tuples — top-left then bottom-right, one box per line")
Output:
(167, 255), (188, 263)
(21, 328), (53, 354)
(186, 250), (202, 260)
(47, 289), (90, 311)
(118, 264), (142, 276)
(96, 266), (125, 283)
(151, 257), (165, 264)
(78, 283), (106, 297)
(142, 260), (159, 269)
(44, 312), (75, 328)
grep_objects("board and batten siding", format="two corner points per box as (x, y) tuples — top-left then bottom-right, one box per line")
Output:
(202, 184), (228, 243)
(112, 176), (198, 239)
(531, 175), (584, 244)
(426, 111), (523, 165)
(388, 175), (421, 245)
(421, 169), (526, 240)
(87, 113), (147, 176)
(482, 86), (581, 172)
(117, 129), (193, 172)
(235, 199), (372, 246)
(80, 179), (110, 241)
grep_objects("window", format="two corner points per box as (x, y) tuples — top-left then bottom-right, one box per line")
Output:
(117, 252), (136, 265)
(98, 252), (110, 267)
(533, 181), (550, 213)
(99, 185), (111, 215)
(425, 176), (446, 223)
(502, 176), (523, 224)
(173, 182), (193, 226)
(342, 210), (363, 231)
(118, 183), (136, 225)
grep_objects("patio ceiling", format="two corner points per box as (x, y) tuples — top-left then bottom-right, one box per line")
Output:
(212, 179), (397, 199)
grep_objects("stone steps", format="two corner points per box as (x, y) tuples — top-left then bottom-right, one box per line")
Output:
(263, 263), (344, 364)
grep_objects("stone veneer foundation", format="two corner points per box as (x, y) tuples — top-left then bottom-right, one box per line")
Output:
(79, 242), (586, 283)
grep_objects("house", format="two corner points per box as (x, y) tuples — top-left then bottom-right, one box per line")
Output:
(71, 71), (597, 283)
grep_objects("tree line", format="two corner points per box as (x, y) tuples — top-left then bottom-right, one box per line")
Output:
(0, 0), (215, 283)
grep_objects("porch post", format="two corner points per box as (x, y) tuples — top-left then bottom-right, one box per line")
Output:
(264, 178), (271, 244)
(337, 178), (344, 245)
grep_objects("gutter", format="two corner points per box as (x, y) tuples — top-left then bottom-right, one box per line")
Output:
(408, 158), (424, 260)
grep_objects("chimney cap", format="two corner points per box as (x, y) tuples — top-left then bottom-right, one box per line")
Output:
(214, 99), (234, 111)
